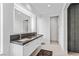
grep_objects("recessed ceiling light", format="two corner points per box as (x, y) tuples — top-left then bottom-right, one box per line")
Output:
(48, 4), (51, 7)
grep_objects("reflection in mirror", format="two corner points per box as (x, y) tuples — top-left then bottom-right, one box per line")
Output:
(23, 20), (28, 33)
(14, 9), (31, 33)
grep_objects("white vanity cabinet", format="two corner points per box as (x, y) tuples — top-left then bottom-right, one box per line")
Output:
(10, 36), (43, 56)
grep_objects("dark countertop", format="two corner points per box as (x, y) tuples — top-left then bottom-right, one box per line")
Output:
(10, 34), (43, 45)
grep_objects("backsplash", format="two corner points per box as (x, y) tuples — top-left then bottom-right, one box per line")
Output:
(21, 32), (37, 39)
(10, 34), (20, 41)
(10, 32), (37, 41)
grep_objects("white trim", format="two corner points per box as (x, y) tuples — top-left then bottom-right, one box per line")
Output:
(63, 3), (70, 54)
(0, 3), (3, 54)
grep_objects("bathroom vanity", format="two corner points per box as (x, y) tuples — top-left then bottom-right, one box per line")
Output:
(10, 33), (43, 56)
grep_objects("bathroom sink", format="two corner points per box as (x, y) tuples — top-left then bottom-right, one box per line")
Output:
(26, 36), (36, 38)
(17, 38), (32, 42)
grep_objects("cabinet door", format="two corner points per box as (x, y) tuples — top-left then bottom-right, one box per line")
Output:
(10, 43), (23, 56)
(23, 37), (42, 56)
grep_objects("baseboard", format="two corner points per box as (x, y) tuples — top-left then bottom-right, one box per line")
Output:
(50, 40), (59, 43)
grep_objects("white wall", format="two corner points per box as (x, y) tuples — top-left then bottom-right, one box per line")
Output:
(58, 10), (65, 50)
(3, 3), (14, 55)
(58, 3), (70, 53)
(37, 16), (50, 44)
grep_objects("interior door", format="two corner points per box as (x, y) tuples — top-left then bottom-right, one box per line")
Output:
(68, 4), (75, 51)
(68, 4), (79, 52)
(74, 5), (79, 51)
(50, 16), (58, 43)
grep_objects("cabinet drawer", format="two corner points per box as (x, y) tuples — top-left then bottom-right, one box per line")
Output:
(23, 43), (40, 56)
(23, 39), (41, 56)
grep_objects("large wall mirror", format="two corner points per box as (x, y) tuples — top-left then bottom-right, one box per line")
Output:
(13, 4), (37, 34)
(14, 9), (32, 33)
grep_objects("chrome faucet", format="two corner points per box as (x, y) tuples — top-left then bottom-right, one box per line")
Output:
(20, 34), (21, 40)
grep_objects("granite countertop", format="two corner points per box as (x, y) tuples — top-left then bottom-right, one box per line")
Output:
(10, 34), (43, 45)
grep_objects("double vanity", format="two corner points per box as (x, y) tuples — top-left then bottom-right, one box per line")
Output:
(10, 32), (43, 56)
(8, 4), (43, 56)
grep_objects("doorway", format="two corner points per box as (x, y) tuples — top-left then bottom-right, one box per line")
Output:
(68, 3), (79, 52)
(50, 16), (58, 44)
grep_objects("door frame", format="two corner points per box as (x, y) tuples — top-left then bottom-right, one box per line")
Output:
(61, 3), (70, 54)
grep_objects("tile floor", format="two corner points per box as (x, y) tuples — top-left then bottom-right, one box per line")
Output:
(41, 42), (67, 56)
(68, 52), (79, 56)
(41, 42), (79, 56)
(32, 42), (79, 56)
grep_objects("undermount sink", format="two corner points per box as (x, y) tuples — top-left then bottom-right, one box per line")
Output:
(17, 38), (32, 42)
(26, 35), (36, 38)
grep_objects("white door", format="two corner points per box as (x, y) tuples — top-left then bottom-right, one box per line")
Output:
(50, 16), (58, 43)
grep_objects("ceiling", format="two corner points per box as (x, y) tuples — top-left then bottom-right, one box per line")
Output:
(30, 3), (65, 16)
(21, 3), (65, 17)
